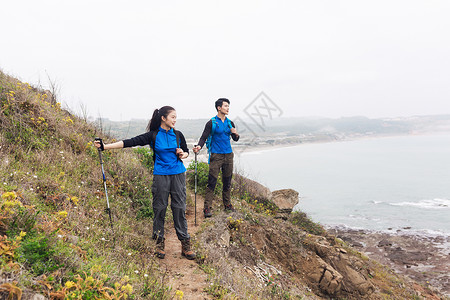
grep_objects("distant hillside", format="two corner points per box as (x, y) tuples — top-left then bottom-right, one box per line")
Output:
(98, 115), (450, 143)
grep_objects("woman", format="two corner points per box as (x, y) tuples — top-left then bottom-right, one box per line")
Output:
(94, 106), (195, 260)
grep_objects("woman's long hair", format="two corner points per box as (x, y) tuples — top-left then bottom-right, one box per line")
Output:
(146, 106), (175, 132)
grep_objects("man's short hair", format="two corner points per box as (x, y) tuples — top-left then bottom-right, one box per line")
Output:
(215, 98), (230, 111)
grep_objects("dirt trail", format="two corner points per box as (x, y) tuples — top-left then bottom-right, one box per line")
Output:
(158, 192), (210, 299)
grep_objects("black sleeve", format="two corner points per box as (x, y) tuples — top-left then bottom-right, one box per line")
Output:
(178, 131), (189, 154)
(123, 131), (153, 148)
(230, 121), (240, 142)
(197, 120), (212, 148)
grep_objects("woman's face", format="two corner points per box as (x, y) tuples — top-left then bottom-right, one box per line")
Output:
(162, 110), (177, 128)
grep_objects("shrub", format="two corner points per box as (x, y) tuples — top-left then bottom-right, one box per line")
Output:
(134, 147), (154, 173)
(19, 234), (62, 275)
(186, 161), (223, 195)
(289, 211), (326, 236)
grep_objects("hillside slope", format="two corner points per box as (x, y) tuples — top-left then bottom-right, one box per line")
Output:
(0, 71), (172, 299)
(0, 70), (444, 299)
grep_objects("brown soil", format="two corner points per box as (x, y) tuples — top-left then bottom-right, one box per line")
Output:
(156, 193), (211, 300)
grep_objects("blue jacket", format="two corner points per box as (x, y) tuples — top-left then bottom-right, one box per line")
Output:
(123, 127), (187, 175)
(197, 116), (239, 154)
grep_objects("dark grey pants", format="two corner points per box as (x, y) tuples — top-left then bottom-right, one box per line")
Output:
(152, 173), (190, 241)
(205, 152), (234, 209)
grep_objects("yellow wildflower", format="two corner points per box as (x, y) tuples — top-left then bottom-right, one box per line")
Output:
(2, 191), (17, 201)
(65, 281), (76, 289)
(175, 290), (184, 299)
(57, 211), (68, 218)
(121, 284), (133, 294)
(91, 265), (101, 273)
(71, 196), (79, 205)
(20, 231), (26, 237)
(85, 276), (94, 284)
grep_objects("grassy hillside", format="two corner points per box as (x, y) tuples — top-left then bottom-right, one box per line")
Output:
(0, 71), (171, 299)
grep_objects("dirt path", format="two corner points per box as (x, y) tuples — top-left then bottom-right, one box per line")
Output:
(158, 193), (211, 299)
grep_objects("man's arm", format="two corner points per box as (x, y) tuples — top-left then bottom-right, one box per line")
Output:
(197, 120), (213, 148)
(230, 121), (240, 142)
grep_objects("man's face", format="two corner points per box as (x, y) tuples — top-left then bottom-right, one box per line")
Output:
(218, 102), (230, 115)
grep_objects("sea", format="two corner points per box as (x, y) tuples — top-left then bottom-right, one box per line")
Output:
(235, 134), (450, 236)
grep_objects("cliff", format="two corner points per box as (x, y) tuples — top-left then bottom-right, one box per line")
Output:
(0, 70), (444, 299)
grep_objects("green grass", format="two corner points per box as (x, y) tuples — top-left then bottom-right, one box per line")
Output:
(0, 71), (170, 299)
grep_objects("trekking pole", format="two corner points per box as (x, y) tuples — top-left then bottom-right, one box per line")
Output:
(194, 145), (198, 226)
(95, 138), (116, 245)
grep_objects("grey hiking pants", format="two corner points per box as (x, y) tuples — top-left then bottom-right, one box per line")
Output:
(152, 173), (190, 241)
(205, 152), (234, 209)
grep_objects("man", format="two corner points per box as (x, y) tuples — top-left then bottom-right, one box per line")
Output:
(193, 98), (240, 217)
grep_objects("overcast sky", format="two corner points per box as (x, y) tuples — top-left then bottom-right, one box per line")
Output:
(1, 1), (450, 121)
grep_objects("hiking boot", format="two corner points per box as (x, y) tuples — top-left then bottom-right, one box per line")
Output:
(181, 239), (196, 260)
(224, 204), (235, 212)
(154, 237), (165, 259)
(203, 207), (212, 218)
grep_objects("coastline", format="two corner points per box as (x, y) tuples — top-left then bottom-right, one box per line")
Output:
(184, 131), (450, 163)
(182, 133), (450, 296)
(328, 226), (450, 297)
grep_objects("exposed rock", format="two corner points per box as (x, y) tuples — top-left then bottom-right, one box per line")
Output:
(270, 189), (299, 212)
(217, 229), (230, 248)
(329, 227), (449, 297)
(233, 174), (272, 200)
(319, 265), (343, 296)
(30, 294), (46, 300)
(20, 292), (46, 300)
(378, 239), (392, 247)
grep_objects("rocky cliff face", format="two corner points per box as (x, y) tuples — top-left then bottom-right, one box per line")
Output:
(193, 177), (443, 299)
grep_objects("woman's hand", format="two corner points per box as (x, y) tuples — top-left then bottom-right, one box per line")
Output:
(93, 140), (124, 151)
(176, 148), (188, 159)
(94, 140), (103, 150)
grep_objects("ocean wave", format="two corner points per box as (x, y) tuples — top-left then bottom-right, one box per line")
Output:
(371, 200), (384, 204)
(389, 198), (450, 209)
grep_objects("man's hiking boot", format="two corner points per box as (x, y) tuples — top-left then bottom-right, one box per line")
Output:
(203, 207), (212, 218)
(224, 204), (235, 212)
(181, 239), (196, 260)
(154, 237), (165, 259)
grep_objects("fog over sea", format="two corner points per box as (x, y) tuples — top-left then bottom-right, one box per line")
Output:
(236, 134), (450, 236)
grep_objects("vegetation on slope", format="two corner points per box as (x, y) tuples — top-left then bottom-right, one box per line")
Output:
(0, 71), (171, 299)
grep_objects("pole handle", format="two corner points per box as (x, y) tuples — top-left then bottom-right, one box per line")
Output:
(95, 137), (105, 151)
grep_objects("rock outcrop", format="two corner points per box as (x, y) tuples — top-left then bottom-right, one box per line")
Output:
(270, 188), (299, 213)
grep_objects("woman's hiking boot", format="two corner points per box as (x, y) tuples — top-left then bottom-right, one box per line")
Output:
(203, 207), (212, 218)
(154, 237), (165, 259)
(181, 238), (196, 260)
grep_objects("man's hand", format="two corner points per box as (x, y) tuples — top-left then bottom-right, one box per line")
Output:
(230, 127), (238, 135)
(193, 145), (201, 153)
